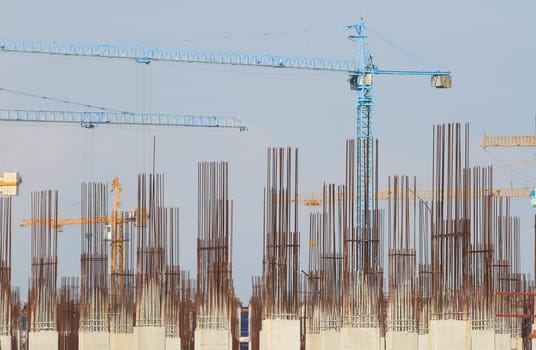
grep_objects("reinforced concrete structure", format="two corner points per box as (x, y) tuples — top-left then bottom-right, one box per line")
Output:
(4, 124), (536, 349)
(57, 277), (79, 349)
(195, 162), (235, 349)
(79, 183), (109, 350)
(28, 190), (59, 350)
(134, 173), (173, 350)
(259, 148), (301, 350)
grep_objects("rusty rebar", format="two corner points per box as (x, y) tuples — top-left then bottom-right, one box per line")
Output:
(387, 175), (417, 333)
(262, 147), (300, 320)
(136, 173), (166, 327)
(196, 161), (235, 331)
(79, 182), (108, 333)
(57, 276), (79, 350)
(29, 190), (58, 332)
(109, 211), (135, 334)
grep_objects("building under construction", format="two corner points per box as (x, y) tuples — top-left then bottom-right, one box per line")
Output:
(0, 123), (534, 350)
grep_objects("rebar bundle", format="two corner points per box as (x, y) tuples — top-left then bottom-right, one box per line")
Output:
(57, 277), (80, 350)
(230, 297), (241, 350)
(416, 200), (432, 334)
(387, 176), (417, 333)
(319, 184), (344, 331)
(164, 207), (180, 338)
(248, 277), (262, 350)
(431, 123), (471, 320)
(0, 197), (12, 336)
(520, 277), (534, 347)
(164, 265), (181, 338)
(79, 182), (109, 333)
(305, 213), (321, 335)
(343, 139), (383, 328)
(468, 166), (495, 330)
(429, 122), (527, 335)
(109, 213), (135, 334)
(179, 271), (195, 349)
(262, 147), (300, 320)
(136, 173), (167, 327)
(10, 288), (20, 350)
(29, 190), (58, 332)
(494, 196), (520, 334)
(196, 161), (234, 330)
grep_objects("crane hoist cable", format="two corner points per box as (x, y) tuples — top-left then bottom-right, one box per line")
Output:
(483, 148), (536, 180)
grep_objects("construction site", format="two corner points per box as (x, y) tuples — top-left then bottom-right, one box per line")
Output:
(1, 4), (536, 350)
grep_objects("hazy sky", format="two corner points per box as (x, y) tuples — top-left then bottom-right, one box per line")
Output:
(1, 1), (536, 301)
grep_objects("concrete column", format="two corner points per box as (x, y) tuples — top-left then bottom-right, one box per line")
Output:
(194, 328), (231, 350)
(28, 331), (58, 350)
(471, 329), (494, 350)
(305, 333), (321, 350)
(321, 329), (343, 349)
(165, 336), (181, 350)
(513, 336), (522, 350)
(417, 334), (429, 350)
(429, 320), (471, 350)
(259, 322), (270, 350)
(135, 327), (165, 350)
(386, 331), (417, 350)
(341, 327), (381, 350)
(0, 335), (11, 350)
(259, 319), (300, 350)
(79, 331), (110, 350)
(109, 332), (136, 350)
(494, 333), (510, 350)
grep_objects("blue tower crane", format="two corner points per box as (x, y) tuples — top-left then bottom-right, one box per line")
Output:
(0, 19), (451, 250)
(0, 109), (247, 130)
(346, 22), (451, 248)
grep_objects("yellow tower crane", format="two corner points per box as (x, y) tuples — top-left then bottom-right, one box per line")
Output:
(481, 133), (536, 205)
(297, 184), (532, 207)
(20, 177), (140, 275)
(481, 135), (536, 148)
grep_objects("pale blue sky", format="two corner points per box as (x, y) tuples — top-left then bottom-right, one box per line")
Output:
(1, 1), (536, 301)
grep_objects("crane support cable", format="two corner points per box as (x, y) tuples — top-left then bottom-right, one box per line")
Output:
(0, 87), (130, 113)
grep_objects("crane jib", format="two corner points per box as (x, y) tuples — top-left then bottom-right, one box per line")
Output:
(0, 39), (451, 78)
(0, 109), (248, 130)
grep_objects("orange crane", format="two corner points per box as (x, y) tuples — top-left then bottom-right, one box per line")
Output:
(297, 184), (532, 206)
(299, 154), (536, 206)
(20, 177), (140, 274)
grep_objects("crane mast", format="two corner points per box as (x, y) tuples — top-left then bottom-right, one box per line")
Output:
(348, 22), (375, 251)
